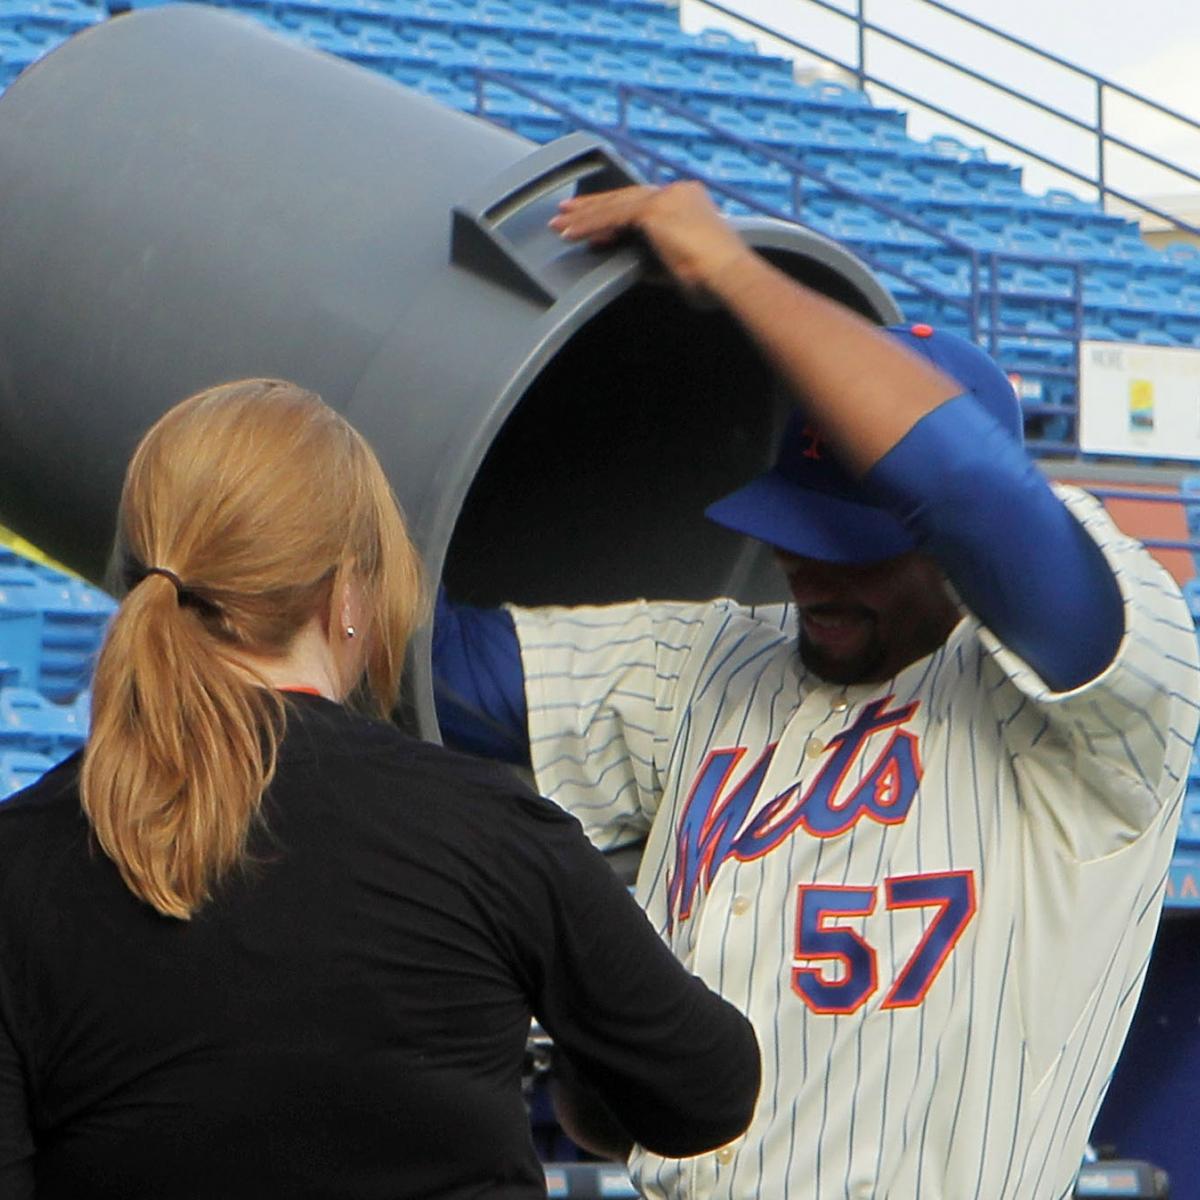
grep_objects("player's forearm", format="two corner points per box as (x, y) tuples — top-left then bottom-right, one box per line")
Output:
(702, 249), (961, 474)
(431, 588), (530, 764)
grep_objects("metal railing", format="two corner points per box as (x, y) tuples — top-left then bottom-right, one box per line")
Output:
(1086, 487), (1200, 553)
(690, 0), (1200, 238)
(471, 69), (1085, 455)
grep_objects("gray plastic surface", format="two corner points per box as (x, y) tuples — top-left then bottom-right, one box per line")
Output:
(0, 5), (900, 739)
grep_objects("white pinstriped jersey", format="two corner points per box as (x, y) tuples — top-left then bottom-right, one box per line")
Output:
(510, 486), (1200, 1200)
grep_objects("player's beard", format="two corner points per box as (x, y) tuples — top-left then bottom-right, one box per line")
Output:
(796, 604), (884, 685)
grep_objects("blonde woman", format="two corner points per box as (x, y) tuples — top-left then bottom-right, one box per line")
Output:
(0, 380), (759, 1199)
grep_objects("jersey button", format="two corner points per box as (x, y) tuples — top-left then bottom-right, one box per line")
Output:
(830, 695), (849, 713)
(805, 737), (826, 758)
(731, 895), (750, 915)
(716, 1145), (736, 1165)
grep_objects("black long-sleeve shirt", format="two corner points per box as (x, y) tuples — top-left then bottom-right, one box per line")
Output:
(0, 693), (759, 1198)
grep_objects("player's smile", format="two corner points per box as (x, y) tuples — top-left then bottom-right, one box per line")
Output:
(775, 549), (960, 685)
(797, 602), (883, 683)
(800, 604), (875, 653)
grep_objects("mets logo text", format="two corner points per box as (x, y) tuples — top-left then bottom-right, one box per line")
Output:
(668, 698), (922, 926)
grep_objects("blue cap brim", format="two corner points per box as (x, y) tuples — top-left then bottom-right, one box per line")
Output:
(705, 470), (915, 565)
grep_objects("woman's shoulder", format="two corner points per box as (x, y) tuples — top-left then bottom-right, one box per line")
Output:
(0, 751), (88, 902)
(282, 694), (568, 826)
(0, 751), (84, 830)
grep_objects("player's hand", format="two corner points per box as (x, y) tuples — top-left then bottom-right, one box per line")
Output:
(549, 181), (755, 293)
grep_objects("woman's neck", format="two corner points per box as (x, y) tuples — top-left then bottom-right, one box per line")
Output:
(226, 618), (345, 701)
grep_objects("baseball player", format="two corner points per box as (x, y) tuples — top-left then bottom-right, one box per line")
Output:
(434, 182), (1200, 1198)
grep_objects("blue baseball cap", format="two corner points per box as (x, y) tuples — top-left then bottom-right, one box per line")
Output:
(704, 324), (1022, 565)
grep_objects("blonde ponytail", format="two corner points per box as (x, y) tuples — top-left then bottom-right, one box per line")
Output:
(81, 380), (426, 919)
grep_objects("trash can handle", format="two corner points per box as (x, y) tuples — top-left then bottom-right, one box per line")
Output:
(451, 132), (644, 307)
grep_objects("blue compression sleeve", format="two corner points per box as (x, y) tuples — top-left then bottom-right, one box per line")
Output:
(864, 394), (1124, 692)
(432, 588), (531, 765)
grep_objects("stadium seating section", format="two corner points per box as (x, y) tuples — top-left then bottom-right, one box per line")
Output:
(0, 548), (111, 797)
(2, 0), (1199, 448)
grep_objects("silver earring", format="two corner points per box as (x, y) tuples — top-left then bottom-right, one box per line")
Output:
(345, 625), (356, 639)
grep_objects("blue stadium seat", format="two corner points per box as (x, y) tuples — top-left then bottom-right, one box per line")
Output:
(338, 22), (417, 66)
(553, 78), (618, 123)
(869, 166), (925, 203)
(0, 25), (52, 83)
(1134, 328), (1178, 346)
(1001, 224), (1057, 258)
(470, 0), (536, 29)
(901, 133), (988, 187)
(408, 25), (470, 64)
(0, 0), (102, 30)
(904, 259), (969, 297)
(734, 69), (802, 101)
(1024, 187), (1098, 227)
(646, 55), (701, 88)
(1122, 280), (1174, 313)
(1079, 213), (1143, 245)
(796, 78), (870, 109)
(879, 219), (940, 250)
(1003, 263), (1069, 298)
(1054, 228), (1109, 262)
(1106, 230), (1160, 266)
(876, 269), (919, 305)
(0, 562), (114, 703)
(0, 567), (60, 691)
(693, 60), (753, 93)
(0, 686), (86, 755)
(692, 25), (756, 56)
(1082, 275), (1125, 307)
(269, 11), (357, 53)
(800, 115), (869, 153)
(586, 0), (679, 39)
(692, 101), (757, 139)
(927, 175), (975, 207)
(997, 335), (1073, 367)
(570, 44), (642, 81)
(413, 73), (473, 109)
(825, 206), (892, 249)
(1163, 242), (1200, 275)
(1163, 315), (1200, 345)
(1101, 308), (1146, 341)
(819, 160), (875, 196)
(421, 0), (473, 20)
(925, 132), (983, 161)
(1086, 261), (1135, 293)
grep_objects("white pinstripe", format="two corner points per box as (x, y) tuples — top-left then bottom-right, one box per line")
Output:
(511, 487), (1200, 1200)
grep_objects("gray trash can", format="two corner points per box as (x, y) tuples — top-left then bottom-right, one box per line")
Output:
(0, 4), (899, 738)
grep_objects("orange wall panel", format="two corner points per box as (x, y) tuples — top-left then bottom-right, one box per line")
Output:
(1061, 480), (1195, 587)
